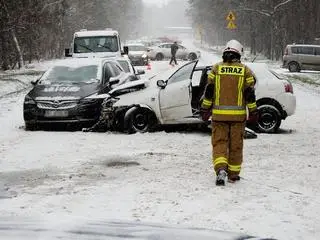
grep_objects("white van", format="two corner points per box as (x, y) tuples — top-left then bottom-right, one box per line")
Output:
(65, 29), (128, 58)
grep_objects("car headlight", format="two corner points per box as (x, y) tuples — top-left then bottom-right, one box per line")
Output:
(24, 95), (36, 104)
(142, 54), (147, 58)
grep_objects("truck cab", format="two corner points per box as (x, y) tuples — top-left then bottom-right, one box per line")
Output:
(65, 29), (128, 58)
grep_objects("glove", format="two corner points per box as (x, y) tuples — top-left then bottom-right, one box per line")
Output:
(200, 108), (211, 122)
(247, 110), (259, 123)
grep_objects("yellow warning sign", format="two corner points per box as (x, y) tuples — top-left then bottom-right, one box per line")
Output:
(226, 11), (236, 21)
(227, 21), (237, 29)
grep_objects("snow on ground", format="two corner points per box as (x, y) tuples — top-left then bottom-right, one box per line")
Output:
(0, 47), (320, 240)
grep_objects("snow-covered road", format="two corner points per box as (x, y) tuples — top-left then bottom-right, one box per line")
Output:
(0, 50), (319, 240)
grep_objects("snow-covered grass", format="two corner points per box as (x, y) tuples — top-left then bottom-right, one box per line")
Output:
(0, 47), (320, 239)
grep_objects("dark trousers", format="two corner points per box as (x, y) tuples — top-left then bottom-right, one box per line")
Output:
(169, 54), (177, 65)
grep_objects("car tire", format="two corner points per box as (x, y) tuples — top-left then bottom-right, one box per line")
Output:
(288, 62), (300, 72)
(155, 53), (164, 61)
(188, 52), (197, 60)
(256, 104), (281, 133)
(127, 108), (157, 134)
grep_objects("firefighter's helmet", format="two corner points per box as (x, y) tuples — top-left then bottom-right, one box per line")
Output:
(223, 40), (243, 56)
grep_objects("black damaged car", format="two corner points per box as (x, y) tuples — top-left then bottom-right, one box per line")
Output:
(23, 58), (132, 130)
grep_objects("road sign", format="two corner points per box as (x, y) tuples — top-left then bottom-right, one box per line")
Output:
(226, 11), (236, 21)
(227, 21), (237, 29)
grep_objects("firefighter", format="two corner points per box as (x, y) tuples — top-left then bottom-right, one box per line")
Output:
(200, 39), (259, 186)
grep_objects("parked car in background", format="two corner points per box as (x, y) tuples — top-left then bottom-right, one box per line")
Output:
(96, 61), (296, 134)
(23, 58), (133, 130)
(282, 44), (320, 72)
(147, 43), (200, 61)
(127, 43), (149, 66)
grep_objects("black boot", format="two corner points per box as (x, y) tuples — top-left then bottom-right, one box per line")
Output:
(216, 170), (227, 186)
(228, 175), (240, 183)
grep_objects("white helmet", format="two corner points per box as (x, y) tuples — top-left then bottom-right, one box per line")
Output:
(223, 39), (243, 56)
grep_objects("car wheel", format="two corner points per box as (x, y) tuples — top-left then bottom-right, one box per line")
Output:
(127, 108), (156, 134)
(188, 52), (197, 60)
(155, 53), (164, 61)
(288, 62), (300, 72)
(256, 104), (281, 133)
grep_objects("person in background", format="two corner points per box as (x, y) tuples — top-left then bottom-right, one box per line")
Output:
(169, 41), (179, 66)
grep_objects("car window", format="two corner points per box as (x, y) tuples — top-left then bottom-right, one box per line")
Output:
(315, 47), (320, 55)
(168, 61), (196, 84)
(178, 45), (186, 50)
(191, 69), (203, 86)
(74, 36), (119, 53)
(117, 60), (131, 73)
(109, 62), (123, 76)
(103, 63), (114, 83)
(291, 47), (298, 54)
(162, 44), (171, 49)
(296, 47), (314, 55)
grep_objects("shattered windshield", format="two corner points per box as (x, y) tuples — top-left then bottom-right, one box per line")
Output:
(40, 65), (99, 83)
(74, 36), (119, 53)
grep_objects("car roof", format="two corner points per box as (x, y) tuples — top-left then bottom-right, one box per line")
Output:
(74, 30), (119, 37)
(286, 44), (320, 48)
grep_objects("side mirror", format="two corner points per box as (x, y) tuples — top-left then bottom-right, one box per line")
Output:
(136, 69), (145, 75)
(157, 80), (167, 89)
(65, 48), (72, 57)
(109, 76), (120, 85)
(122, 46), (129, 55)
(31, 79), (39, 85)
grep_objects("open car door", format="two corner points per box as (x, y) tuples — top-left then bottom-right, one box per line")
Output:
(159, 60), (198, 123)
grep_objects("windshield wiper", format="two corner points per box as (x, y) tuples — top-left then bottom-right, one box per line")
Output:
(97, 43), (113, 52)
(76, 44), (95, 52)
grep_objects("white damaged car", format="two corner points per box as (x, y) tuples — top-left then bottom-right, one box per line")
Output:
(99, 60), (296, 134)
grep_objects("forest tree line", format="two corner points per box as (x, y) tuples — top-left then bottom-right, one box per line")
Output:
(188, 0), (320, 60)
(0, 0), (143, 70)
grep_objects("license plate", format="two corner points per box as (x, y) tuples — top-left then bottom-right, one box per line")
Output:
(44, 110), (69, 117)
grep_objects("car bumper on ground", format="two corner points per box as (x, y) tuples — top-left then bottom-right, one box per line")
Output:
(276, 92), (296, 117)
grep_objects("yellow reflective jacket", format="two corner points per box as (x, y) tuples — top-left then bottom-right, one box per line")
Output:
(201, 61), (257, 122)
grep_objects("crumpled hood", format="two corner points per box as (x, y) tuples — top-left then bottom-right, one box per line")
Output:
(27, 82), (103, 101)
